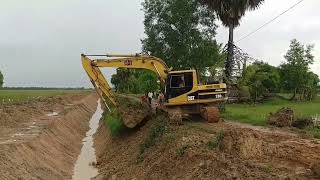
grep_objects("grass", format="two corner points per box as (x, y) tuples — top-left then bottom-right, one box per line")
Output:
(103, 110), (125, 136)
(0, 89), (87, 104)
(222, 95), (320, 138)
(116, 94), (144, 109)
(223, 96), (320, 126)
(308, 127), (320, 139)
(176, 145), (189, 157)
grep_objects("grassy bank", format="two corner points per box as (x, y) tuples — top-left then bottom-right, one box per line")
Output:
(222, 95), (320, 138)
(103, 109), (125, 136)
(0, 89), (89, 103)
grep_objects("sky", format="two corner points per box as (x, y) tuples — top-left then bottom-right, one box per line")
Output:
(0, 0), (319, 87)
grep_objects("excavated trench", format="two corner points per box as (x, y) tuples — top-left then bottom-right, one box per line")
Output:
(72, 100), (103, 180)
(0, 93), (99, 180)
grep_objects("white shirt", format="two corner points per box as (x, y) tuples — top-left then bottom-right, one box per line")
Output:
(148, 92), (153, 98)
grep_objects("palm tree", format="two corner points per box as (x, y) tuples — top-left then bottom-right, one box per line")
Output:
(201, 0), (264, 82)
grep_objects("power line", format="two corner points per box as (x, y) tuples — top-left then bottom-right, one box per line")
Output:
(236, 0), (305, 43)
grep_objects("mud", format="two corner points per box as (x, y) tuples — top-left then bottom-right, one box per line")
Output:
(0, 93), (98, 180)
(94, 115), (320, 179)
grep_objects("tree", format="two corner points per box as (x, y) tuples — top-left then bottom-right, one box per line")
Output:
(111, 69), (159, 94)
(0, 71), (3, 88)
(303, 72), (319, 101)
(142, 0), (224, 74)
(280, 39), (318, 101)
(200, 0), (265, 81)
(240, 61), (280, 102)
(138, 71), (159, 93)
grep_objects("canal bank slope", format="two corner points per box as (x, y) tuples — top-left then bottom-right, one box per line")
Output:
(0, 93), (98, 180)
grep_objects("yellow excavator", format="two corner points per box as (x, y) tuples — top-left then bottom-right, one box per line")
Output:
(81, 53), (227, 125)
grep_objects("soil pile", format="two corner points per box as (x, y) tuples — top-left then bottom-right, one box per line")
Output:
(94, 114), (320, 179)
(267, 107), (295, 127)
(0, 93), (98, 180)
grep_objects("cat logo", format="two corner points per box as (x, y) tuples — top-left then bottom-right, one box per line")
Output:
(188, 96), (195, 101)
(124, 60), (133, 66)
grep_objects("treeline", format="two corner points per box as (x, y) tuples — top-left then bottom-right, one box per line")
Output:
(239, 39), (319, 102)
(0, 71), (3, 88)
(111, 0), (319, 102)
(1, 87), (90, 90)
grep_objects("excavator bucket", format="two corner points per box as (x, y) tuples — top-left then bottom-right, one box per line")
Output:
(115, 95), (151, 128)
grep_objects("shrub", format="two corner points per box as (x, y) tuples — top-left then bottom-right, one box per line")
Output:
(292, 117), (313, 129)
(103, 110), (125, 136)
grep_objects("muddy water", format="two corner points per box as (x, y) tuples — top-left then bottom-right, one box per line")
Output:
(72, 99), (103, 180)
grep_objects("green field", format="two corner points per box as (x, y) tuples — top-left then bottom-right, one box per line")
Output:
(222, 95), (320, 138)
(223, 96), (320, 126)
(0, 89), (89, 104)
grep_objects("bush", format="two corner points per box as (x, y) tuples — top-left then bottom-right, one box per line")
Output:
(238, 85), (251, 102)
(103, 110), (125, 136)
(292, 117), (313, 129)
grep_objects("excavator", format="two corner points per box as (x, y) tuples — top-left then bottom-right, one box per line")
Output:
(81, 53), (227, 126)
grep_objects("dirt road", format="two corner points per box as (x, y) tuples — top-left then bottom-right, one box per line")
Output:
(93, 115), (320, 180)
(0, 93), (98, 180)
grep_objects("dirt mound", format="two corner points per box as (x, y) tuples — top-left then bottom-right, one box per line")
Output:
(222, 129), (263, 159)
(267, 107), (295, 127)
(93, 114), (320, 179)
(0, 93), (98, 180)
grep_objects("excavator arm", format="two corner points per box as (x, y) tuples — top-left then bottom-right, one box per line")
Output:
(81, 54), (169, 111)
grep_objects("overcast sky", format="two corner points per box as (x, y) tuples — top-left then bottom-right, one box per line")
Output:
(0, 0), (319, 87)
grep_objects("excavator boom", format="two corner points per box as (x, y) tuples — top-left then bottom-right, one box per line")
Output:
(81, 54), (169, 110)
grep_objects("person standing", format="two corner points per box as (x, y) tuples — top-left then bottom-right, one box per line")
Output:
(148, 91), (153, 105)
(158, 92), (165, 105)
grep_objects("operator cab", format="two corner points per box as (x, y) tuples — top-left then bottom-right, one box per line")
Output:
(165, 70), (195, 99)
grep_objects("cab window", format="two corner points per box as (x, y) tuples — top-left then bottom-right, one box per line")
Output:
(170, 75), (185, 88)
(166, 72), (194, 99)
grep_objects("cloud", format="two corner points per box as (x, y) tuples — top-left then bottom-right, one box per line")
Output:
(0, 0), (144, 87)
(0, 0), (319, 87)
